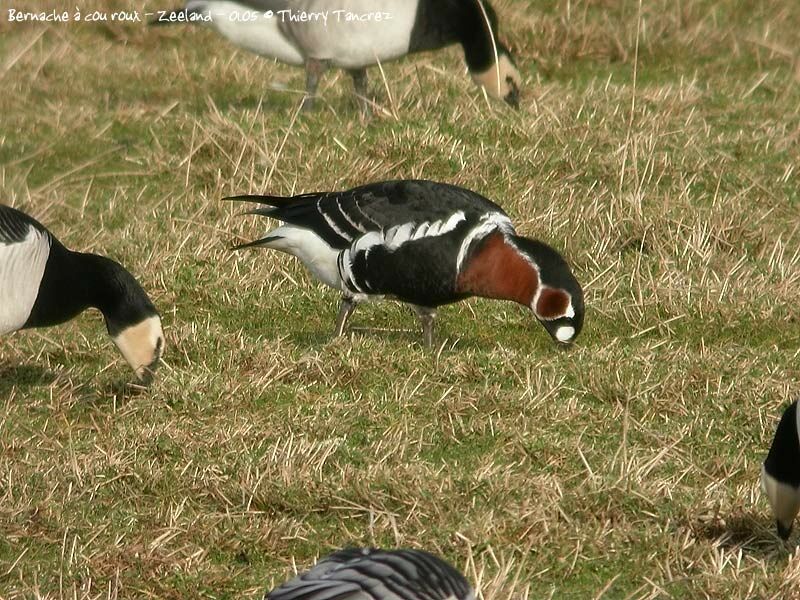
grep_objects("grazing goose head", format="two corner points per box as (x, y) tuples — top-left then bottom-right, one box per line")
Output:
(455, 232), (584, 344)
(470, 43), (521, 108)
(460, 0), (522, 107)
(510, 236), (584, 344)
(86, 254), (165, 382)
(761, 400), (800, 540)
(111, 314), (165, 383)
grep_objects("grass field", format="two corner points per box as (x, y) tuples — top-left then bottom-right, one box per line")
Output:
(2, 0), (800, 598)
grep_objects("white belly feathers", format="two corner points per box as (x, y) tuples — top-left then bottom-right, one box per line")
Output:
(188, 1), (305, 64)
(188, 0), (419, 68)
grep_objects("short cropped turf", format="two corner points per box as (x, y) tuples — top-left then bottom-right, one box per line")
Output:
(1, 0), (799, 598)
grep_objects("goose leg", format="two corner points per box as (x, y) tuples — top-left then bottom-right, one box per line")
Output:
(333, 296), (358, 337)
(348, 68), (370, 115)
(412, 306), (437, 349)
(303, 58), (328, 111)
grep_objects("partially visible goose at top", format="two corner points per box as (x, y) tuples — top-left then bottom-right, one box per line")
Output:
(0, 205), (165, 382)
(264, 547), (475, 600)
(228, 179), (584, 347)
(762, 399), (800, 540)
(152, 0), (521, 112)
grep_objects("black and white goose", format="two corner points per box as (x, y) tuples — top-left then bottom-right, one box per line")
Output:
(0, 205), (165, 382)
(152, 0), (521, 111)
(762, 399), (800, 540)
(228, 179), (584, 347)
(264, 547), (475, 600)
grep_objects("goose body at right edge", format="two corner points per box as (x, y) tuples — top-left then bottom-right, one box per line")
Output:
(762, 399), (800, 539)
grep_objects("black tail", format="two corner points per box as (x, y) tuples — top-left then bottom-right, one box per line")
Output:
(224, 194), (310, 208)
(224, 195), (286, 220)
(224, 192), (346, 247)
(231, 234), (283, 251)
(149, 8), (197, 26)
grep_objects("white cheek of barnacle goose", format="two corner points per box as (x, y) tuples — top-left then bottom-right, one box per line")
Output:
(471, 53), (521, 105)
(112, 315), (165, 383)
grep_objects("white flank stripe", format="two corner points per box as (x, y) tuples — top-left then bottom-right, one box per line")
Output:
(385, 212), (467, 250)
(339, 253), (363, 293)
(338, 211), (470, 295)
(352, 230), (384, 253)
(384, 222), (416, 249)
(0, 226), (50, 334)
(412, 222), (431, 239)
(442, 210), (467, 232)
(318, 199), (351, 241)
(455, 212), (514, 271)
(353, 201), (381, 227)
(335, 199), (365, 233)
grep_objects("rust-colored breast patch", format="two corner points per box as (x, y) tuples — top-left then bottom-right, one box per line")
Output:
(456, 233), (539, 305)
(535, 287), (571, 319)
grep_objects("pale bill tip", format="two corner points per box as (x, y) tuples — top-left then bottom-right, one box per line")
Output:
(555, 326), (575, 343)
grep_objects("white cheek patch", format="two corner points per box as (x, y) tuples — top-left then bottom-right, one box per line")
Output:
(565, 303), (575, 319)
(761, 466), (800, 527)
(471, 54), (521, 99)
(112, 315), (164, 380)
(555, 326), (575, 343)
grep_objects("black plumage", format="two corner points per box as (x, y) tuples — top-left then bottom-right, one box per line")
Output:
(765, 401), (800, 488)
(229, 180), (584, 347)
(230, 180), (505, 249)
(762, 400), (800, 539)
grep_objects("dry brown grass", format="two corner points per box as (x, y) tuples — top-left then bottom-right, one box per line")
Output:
(1, 0), (800, 598)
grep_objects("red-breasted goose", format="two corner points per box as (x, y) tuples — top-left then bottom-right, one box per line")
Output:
(264, 547), (475, 600)
(228, 179), (584, 347)
(0, 205), (165, 382)
(152, 0), (521, 111)
(762, 399), (800, 540)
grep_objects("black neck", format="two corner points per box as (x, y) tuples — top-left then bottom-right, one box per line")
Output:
(25, 243), (156, 334)
(766, 402), (800, 487)
(409, 0), (505, 72)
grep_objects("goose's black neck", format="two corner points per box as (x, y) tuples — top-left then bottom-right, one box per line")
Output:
(24, 243), (157, 335)
(766, 402), (800, 487)
(409, 0), (506, 73)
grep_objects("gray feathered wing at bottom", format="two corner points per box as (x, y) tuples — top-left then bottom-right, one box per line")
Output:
(265, 548), (475, 600)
